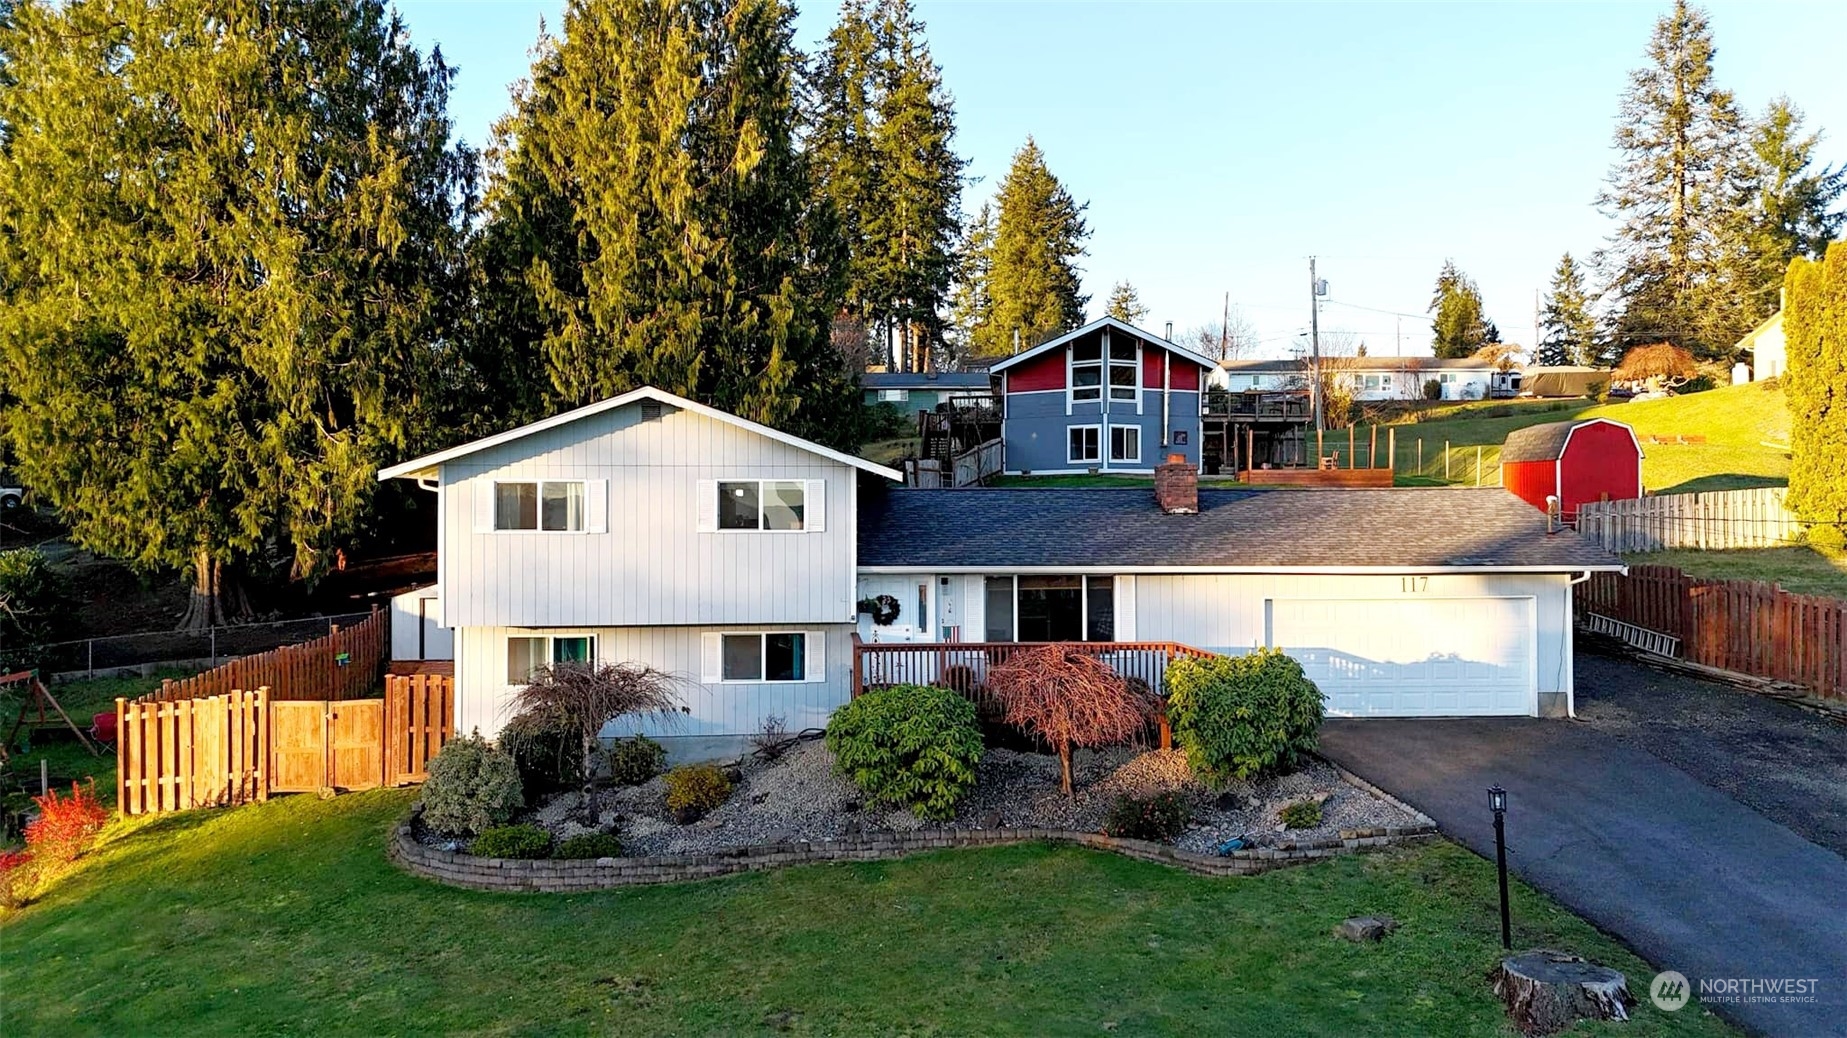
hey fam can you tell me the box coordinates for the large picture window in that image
[719,632,806,682]
[1109,425,1140,463]
[494,480,586,532]
[717,480,805,531]
[506,634,596,684]
[981,575,1116,642]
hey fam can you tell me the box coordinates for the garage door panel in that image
[1268,597,1535,718]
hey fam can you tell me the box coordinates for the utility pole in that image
[1220,291,1230,360]
[1309,257,1324,433]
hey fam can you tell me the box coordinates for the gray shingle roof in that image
[858,487,1622,570]
[861,372,992,390]
[1499,421,1579,464]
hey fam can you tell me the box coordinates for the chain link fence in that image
[37,612,376,679]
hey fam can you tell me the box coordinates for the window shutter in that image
[806,479,826,532]
[804,632,825,682]
[474,480,494,533]
[695,480,717,532]
[701,632,722,683]
[584,479,607,533]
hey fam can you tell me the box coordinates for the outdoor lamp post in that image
[1489,785,1511,949]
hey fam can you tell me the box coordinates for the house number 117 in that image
[1401,576,1429,593]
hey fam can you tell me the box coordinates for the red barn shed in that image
[1500,418,1643,522]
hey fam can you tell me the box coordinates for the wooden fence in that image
[116,674,454,816]
[1577,487,1802,552]
[140,608,387,704]
[1577,565,1845,699]
[951,438,1004,487]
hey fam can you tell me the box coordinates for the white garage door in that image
[1267,597,1535,717]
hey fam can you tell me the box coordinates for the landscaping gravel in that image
[513,737,1426,858]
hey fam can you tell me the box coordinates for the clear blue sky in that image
[398,1,1846,358]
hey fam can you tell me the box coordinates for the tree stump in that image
[1492,950,1635,1036]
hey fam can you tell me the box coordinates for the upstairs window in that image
[718,480,805,531]
[1071,342,1103,401]
[1108,341,1138,401]
[494,480,585,532]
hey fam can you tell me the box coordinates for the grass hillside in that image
[1385,382,1790,493]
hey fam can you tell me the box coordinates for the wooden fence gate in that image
[118,675,453,815]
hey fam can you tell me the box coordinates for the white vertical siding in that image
[438,402,860,628]
[455,623,856,740]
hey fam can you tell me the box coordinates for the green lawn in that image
[0,790,1733,1036]
[1625,544,1847,599]
[1377,383,1791,493]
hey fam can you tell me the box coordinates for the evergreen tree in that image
[809,0,880,327]
[1538,253,1602,367]
[1104,281,1148,326]
[1783,243,1847,542]
[864,0,963,372]
[1597,0,1752,358]
[1428,260,1493,358]
[944,202,994,363]
[0,0,469,627]
[973,137,1089,355]
[476,0,853,446]
[1743,98,1846,307]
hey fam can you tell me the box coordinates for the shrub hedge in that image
[554,831,624,859]
[470,824,554,859]
[825,684,982,821]
[421,733,524,835]
[1164,648,1325,785]
[1102,790,1190,842]
[607,735,668,787]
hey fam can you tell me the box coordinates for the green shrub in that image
[496,710,582,796]
[1278,798,1324,830]
[554,831,624,860]
[607,735,668,786]
[469,824,553,859]
[1422,378,1442,401]
[1164,648,1325,785]
[825,683,982,821]
[664,764,731,821]
[1102,791,1190,842]
[420,732,524,835]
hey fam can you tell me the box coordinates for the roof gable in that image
[987,317,1216,375]
[1500,418,1641,464]
[378,386,903,482]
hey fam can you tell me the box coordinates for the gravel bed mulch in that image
[482,737,1426,859]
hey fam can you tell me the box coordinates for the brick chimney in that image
[1154,454,1198,514]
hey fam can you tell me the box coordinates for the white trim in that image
[714,630,817,684]
[1066,424,1102,465]
[379,385,903,483]
[1002,387,1070,397]
[1001,467,1158,476]
[858,563,1627,575]
[709,477,812,533]
[987,316,1217,375]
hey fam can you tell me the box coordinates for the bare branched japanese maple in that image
[509,662,684,822]
[986,646,1156,797]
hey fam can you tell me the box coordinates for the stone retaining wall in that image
[390,816,1440,893]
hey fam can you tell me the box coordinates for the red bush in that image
[986,646,1156,796]
[0,849,33,908]
[25,780,108,863]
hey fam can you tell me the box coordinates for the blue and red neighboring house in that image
[988,317,1216,475]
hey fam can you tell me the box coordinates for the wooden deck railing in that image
[138,607,387,704]
[851,637,1217,716]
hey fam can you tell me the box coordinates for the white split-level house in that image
[1215,356,1511,401]
[381,386,1624,752]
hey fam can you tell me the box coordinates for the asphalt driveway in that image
[1320,684,1847,1037]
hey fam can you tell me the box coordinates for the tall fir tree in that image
[1537,253,1602,367]
[1596,0,1753,358]
[475,0,853,446]
[1783,243,1847,541]
[1742,98,1846,308]
[972,137,1089,356]
[1428,260,1494,358]
[1104,281,1148,326]
[809,0,962,372]
[0,0,469,627]
[944,201,994,364]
